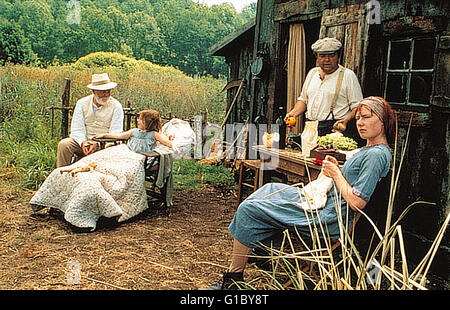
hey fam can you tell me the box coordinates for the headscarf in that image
[360,96,385,122]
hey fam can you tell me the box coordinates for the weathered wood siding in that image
[362,1,449,276]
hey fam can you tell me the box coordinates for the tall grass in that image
[0,60,226,123]
[0,59,227,189]
[243,120,448,290]
[0,80,57,188]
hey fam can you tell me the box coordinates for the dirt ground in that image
[0,168,447,291]
[0,168,261,290]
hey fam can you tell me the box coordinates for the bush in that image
[72,52,137,70]
[72,52,186,78]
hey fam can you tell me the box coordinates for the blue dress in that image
[127,129,156,153]
[228,144,392,248]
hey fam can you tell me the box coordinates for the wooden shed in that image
[210,0,449,281]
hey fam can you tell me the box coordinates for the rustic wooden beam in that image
[61,78,71,139]
[274,0,328,22]
[249,0,264,123]
[382,16,446,36]
[321,10,365,26]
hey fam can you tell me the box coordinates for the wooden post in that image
[201,110,208,143]
[50,106,54,137]
[61,78,71,139]
[126,101,131,130]
[123,100,136,131]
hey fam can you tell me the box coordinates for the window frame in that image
[383,35,439,108]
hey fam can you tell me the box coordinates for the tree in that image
[14,0,55,63]
[0,18,36,64]
[127,11,167,63]
[0,0,255,76]
[61,6,115,61]
[154,0,239,76]
[240,2,257,21]
[106,6,131,52]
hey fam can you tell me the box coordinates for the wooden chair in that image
[140,151,170,213]
[305,213,361,283]
[237,159,263,204]
[277,213,362,288]
[283,175,389,287]
[92,138,171,213]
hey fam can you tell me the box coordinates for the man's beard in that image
[94,94,110,106]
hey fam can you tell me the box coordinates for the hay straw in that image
[147,261,174,270]
[87,277,128,290]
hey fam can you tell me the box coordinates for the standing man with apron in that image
[285,37,363,139]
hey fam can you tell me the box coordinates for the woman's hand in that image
[322,155,341,179]
[93,134,105,139]
[323,155,367,211]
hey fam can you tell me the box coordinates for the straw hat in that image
[311,37,342,54]
[87,73,117,90]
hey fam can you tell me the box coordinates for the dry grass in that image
[0,63,226,123]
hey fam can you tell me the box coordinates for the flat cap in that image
[311,37,342,54]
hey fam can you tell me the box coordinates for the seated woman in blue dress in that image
[204,96,397,290]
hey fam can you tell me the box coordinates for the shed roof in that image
[209,18,256,56]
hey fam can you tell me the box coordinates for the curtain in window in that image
[287,23,306,134]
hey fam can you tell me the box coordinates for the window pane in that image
[412,38,436,69]
[385,74,407,103]
[389,41,411,70]
[409,74,432,105]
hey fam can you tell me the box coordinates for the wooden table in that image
[253,145,323,184]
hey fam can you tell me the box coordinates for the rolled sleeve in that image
[352,187,371,202]
[351,148,390,202]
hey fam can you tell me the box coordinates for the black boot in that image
[201,272,244,290]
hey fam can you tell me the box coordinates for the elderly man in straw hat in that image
[56,73,124,167]
[285,37,363,138]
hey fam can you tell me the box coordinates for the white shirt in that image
[70,94,124,146]
[298,65,363,121]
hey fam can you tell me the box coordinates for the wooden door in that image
[319,4,369,88]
